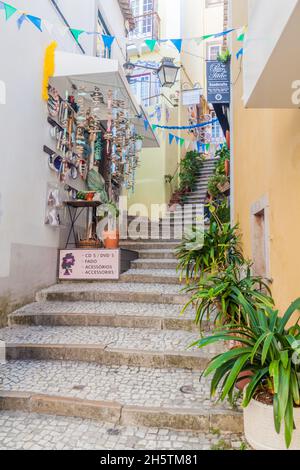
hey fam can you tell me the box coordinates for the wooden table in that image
[64,200,101,248]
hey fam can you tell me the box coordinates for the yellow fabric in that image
[42,41,57,101]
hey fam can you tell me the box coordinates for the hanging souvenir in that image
[47,87,60,118]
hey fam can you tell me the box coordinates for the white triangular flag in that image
[43,20,54,36]
[56,24,68,37]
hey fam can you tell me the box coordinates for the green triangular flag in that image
[180,138,185,147]
[145,39,157,52]
[206,143,210,151]
[152,124,158,131]
[202,34,214,40]
[4,3,17,20]
[70,28,84,43]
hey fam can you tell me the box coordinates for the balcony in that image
[244,0,300,108]
[128,11,161,41]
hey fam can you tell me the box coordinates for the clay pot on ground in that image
[226,130,230,150]
[244,399,300,450]
[103,230,120,249]
[224,159,230,177]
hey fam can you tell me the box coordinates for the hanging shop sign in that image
[59,249,120,280]
[206,61,231,104]
[182,88,202,106]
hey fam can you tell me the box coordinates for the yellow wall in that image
[232,0,300,314]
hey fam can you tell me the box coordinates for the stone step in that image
[120,241,180,250]
[131,259,178,270]
[9,301,200,332]
[1,325,218,369]
[0,362,243,433]
[36,282,188,305]
[120,269,181,285]
[0,410,245,450]
[137,249,176,259]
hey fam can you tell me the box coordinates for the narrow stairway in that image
[0,169,243,450]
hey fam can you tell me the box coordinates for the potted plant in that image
[217,49,231,64]
[97,202,120,249]
[195,297,300,450]
[176,215,244,281]
[182,264,274,332]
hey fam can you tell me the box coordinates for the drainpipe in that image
[49,0,86,54]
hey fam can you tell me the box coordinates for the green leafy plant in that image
[179,151,204,192]
[182,264,274,331]
[208,173,229,199]
[176,209,243,281]
[217,49,231,64]
[195,298,300,448]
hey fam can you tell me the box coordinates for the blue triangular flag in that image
[175,136,180,145]
[102,35,115,50]
[17,13,28,30]
[236,47,244,59]
[170,39,182,53]
[27,14,42,32]
[144,119,149,131]
[197,142,201,153]
[0,2,4,9]
[214,28,234,38]
[169,134,175,145]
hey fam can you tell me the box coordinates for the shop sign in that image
[182,88,202,106]
[59,250,120,280]
[206,61,230,104]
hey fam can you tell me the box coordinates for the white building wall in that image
[0,0,128,315]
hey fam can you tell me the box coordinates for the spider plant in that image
[182,264,274,331]
[195,297,300,448]
[176,216,244,282]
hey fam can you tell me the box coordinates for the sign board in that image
[182,88,202,106]
[59,250,120,280]
[206,61,230,104]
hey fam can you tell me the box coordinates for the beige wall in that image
[232,0,300,314]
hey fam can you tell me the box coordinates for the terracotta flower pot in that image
[224,159,230,177]
[226,130,230,150]
[244,399,300,450]
[103,230,120,249]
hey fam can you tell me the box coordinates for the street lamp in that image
[157,58,180,88]
[123,57,180,88]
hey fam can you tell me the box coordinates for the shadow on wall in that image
[0,292,34,328]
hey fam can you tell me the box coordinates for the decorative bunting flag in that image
[236,47,244,59]
[169,134,175,145]
[206,143,210,151]
[147,118,218,131]
[70,28,84,43]
[17,13,27,30]
[43,19,54,35]
[102,34,115,50]
[3,2,17,20]
[27,14,42,32]
[152,124,158,131]
[214,28,234,38]
[145,39,157,52]
[236,26,247,42]
[170,39,182,53]
[143,119,149,131]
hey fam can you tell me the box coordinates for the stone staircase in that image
[0,238,242,441]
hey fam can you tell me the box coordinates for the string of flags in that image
[0,1,247,55]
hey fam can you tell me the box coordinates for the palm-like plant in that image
[182,264,274,331]
[195,297,300,448]
[176,219,244,281]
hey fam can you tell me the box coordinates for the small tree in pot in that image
[194,297,300,449]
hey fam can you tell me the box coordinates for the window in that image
[129,0,156,38]
[251,197,271,279]
[96,11,112,58]
[129,73,160,106]
[206,0,223,7]
[207,42,222,60]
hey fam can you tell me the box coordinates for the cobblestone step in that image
[1,325,218,369]
[9,301,199,332]
[120,269,181,285]
[137,249,177,259]
[131,259,179,270]
[120,241,180,250]
[36,282,188,305]
[0,411,245,450]
[0,362,242,434]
